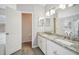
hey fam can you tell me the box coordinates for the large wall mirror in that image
[60,14,79,39]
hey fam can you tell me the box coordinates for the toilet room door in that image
[5,7,22,55]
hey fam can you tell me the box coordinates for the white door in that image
[5,7,22,55]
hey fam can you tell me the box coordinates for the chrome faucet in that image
[64,32,68,39]
[65,32,72,40]
[69,32,72,40]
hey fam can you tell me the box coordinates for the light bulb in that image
[50,9,55,15]
[68,4,74,7]
[59,4,66,9]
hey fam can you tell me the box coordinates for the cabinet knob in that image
[53,51,58,55]
[6,33,9,35]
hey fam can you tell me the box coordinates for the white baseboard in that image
[22,40,32,43]
[32,45,38,48]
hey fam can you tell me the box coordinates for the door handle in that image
[6,33,9,35]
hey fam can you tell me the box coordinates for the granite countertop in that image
[38,32,79,54]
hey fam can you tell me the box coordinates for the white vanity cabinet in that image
[46,39,76,55]
[38,34,77,55]
[38,36,47,54]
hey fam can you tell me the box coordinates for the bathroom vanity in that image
[37,32,79,55]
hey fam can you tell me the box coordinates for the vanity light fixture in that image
[59,4,66,9]
[50,9,55,15]
[68,4,74,7]
[46,11,50,16]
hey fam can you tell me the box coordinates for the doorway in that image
[22,13,32,44]
[21,13,33,54]
[11,13,44,55]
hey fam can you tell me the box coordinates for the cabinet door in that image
[47,40,57,55]
[47,44,57,55]
[56,45,76,55]
[41,38,47,54]
[38,36,42,50]
[38,36,47,54]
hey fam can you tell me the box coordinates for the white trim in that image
[32,45,38,48]
[21,11,33,14]
[21,12,34,47]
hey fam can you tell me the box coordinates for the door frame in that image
[21,12,33,46]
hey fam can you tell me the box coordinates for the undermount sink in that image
[55,39,74,46]
[44,32,53,35]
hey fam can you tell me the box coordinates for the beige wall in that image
[0,24,5,32]
[22,13,32,43]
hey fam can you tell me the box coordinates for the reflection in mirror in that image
[38,17,44,26]
[45,17,50,26]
